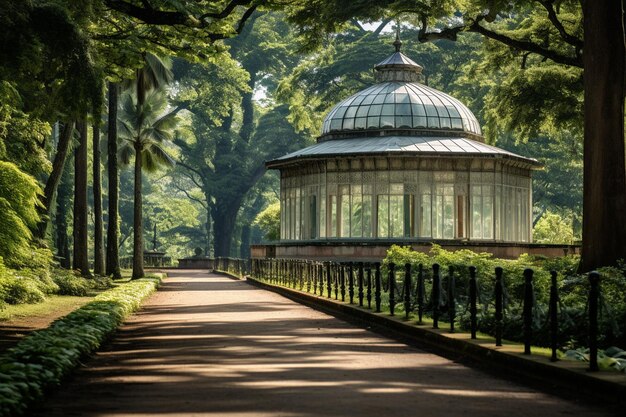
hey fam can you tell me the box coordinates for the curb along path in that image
[32,270,614,417]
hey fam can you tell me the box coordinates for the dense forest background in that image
[0,1,606,281]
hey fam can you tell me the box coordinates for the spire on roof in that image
[393,25,402,52]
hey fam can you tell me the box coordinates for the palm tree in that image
[118,89,178,279]
[107,54,173,278]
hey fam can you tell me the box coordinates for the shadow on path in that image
[29,271,614,417]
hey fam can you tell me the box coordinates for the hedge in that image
[0,275,162,417]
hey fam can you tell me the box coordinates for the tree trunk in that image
[37,121,75,238]
[72,119,90,276]
[106,82,122,278]
[580,1,626,271]
[205,204,212,257]
[239,223,251,259]
[93,123,105,275]
[55,159,73,269]
[213,207,237,257]
[132,142,144,279]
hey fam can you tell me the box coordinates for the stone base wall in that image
[251,241,580,262]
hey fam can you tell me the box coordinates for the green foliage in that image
[118,89,179,171]
[50,270,92,297]
[0,162,41,265]
[254,202,280,241]
[0,275,162,417]
[565,347,626,372]
[382,245,626,351]
[533,211,575,244]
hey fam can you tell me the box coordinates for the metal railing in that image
[249,257,607,371]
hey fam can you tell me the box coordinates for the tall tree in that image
[581,1,626,270]
[93,121,105,275]
[55,158,73,269]
[106,82,122,278]
[73,120,90,276]
[118,90,178,278]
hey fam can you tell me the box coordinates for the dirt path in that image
[29,270,613,417]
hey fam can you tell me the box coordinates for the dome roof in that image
[321,82,482,137]
[321,43,482,138]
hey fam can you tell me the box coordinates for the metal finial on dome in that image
[393,26,402,52]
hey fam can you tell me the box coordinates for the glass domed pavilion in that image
[266,39,540,257]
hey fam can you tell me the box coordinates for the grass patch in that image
[0,296,92,322]
[0,274,163,417]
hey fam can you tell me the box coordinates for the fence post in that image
[358,262,365,307]
[318,263,324,296]
[366,267,372,309]
[549,270,558,362]
[333,262,341,300]
[375,262,382,312]
[340,264,346,301]
[495,266,503,347]
[326,262,332,298]
[588,271,600,372]
[417,264,424,324]
[348,263,355,304]
[448,265,456,333]
[388,263,396,316]
[404,263,412,319]
[469,266,477,339]
[523,268,534,355]
[432,263,440,329]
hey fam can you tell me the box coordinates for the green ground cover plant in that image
[0,274,162,417]
[0,254,113,312]
[382,245,626,357]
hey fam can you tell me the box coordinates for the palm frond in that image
[143,53,174,91]
[142,144,175,173]
[118,142,135,166]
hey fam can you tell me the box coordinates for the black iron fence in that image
[248,258,607,371]
[214,257,249,277]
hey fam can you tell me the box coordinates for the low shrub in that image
[383,245,626,351]
[0,274,46,304]
[51,269,92,296]
[0,275,162,417]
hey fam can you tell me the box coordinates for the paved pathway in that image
[30,271,613,417]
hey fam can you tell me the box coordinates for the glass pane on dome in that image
[351,95,366,106]
[384,93,395,103]
[425,104,438,117]
[343,118,354,129]
[412,104,426,116]
[380,115,394,128]
[440,118,451,129]
[361,94,375,105]
[354,117,366,129]
[356,106,369,117]
[396,116,412,128]
[413,116,427,128]
[330,119,342,130]
[381,104,395,116]
[333,106,348,119]
[446,105,461,118]
[427,117,440,128]
[397,103,411,115]
[373,94,386,104]
[345,106,358,118]
[368,104,383,116]
[435,104,450,117]
[451,118,463,129]
[367,116,380,128]
[396,93,410,103]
